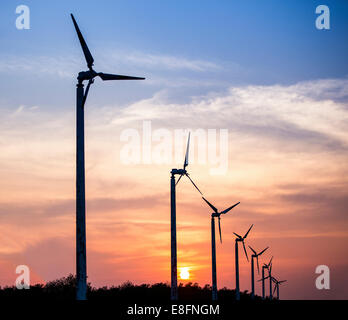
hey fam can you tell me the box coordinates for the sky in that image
[0,0,348,299]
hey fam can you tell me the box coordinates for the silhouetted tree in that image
[0,274,264,302]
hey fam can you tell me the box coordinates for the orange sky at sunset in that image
[1,79,348,299]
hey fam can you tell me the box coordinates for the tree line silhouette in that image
[0,274,270,301]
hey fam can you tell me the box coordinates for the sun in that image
[179,267,190,280]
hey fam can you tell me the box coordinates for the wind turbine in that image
[233,224,253,301]
[248,245,269,299]
[71,14,144,300]
[268,258,274,299]
[258,256,273,299]
[202,197,240,301]
[170,132,203,300]
[271,277,287,300]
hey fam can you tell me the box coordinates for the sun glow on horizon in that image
[179,267,190,280]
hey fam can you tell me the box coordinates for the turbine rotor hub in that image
[78,70,97,82]
[171,168,186,175]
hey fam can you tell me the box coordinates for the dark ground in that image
[1,274,343,319]
[0,274,265,301]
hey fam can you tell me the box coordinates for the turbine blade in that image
[183,132,190,169]
[221,202,240,214]
[185,174,203,195]
[218,217,222,243]
[71,14,94,70]
[268,256,273,268]
[242,241,249,262]
[175,174,183,186]
[279,280,287,284]
[243,224,253,239]
[82,79,94,108]
[259,276,270,281]
[248,245,257,255]
[202,197,218,213]
[256,256,260,274]
[233,232,242,239]
[258,246,269,256]
[269,262,273,274]
[273,285,277,295]
[98,73,145,80]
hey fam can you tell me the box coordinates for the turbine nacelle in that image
[212,212,222,218]
[78,70,98,82]
[171,168,187,176]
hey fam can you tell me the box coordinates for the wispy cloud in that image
[110,78,348,153]
[0,55,80,78]
[103,51,221,72]
[0,51,221,79]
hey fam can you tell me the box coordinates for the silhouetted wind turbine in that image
[170,133,203,300]
[249,245,269,299]
[71,14,144,300]
[258,256,273,299]
[268,258,274,299]
[272,277,287,300]
[202,197,240,301]
[233,224,253,301]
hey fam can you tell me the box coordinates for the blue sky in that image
[0,0,347,110]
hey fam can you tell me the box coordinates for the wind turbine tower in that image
[170,133,203,300]
[202,197,240,301]
[272,277,287,300]
[259,256,273,300]
[71,14,144,300]
[233,224,253,301]
[268,258,274,300]
[249,245,269,300]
